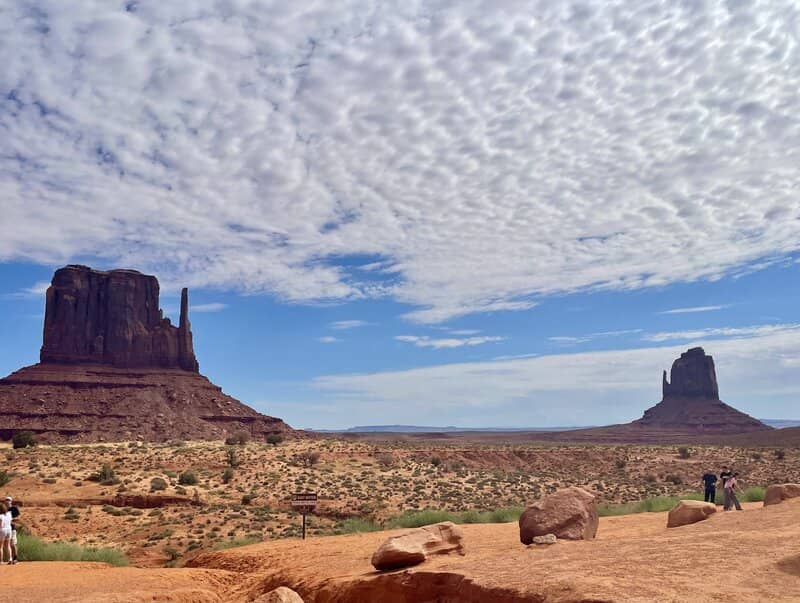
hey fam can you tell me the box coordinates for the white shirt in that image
[0,511,11,531]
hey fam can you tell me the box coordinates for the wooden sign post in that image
[291,492,317,540]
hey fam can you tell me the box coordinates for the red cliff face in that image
[0,265,292,443]
[40,265,199,371]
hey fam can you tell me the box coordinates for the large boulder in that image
[252,587,304,603]
[371,521,465,571]
[667,500,717,528]
[764,484,800,506]
[519,487,598,544]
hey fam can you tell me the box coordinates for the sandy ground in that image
[2,499,798,603]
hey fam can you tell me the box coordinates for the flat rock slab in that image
[667,500,717,528]
[371,521,465,571]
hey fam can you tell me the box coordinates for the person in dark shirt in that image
[719,467,733,509]
[701,471,718,503]
[5,496,19,563]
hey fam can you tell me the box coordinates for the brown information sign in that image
[291,492,317,540]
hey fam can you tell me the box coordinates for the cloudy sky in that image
[1,0,799,428]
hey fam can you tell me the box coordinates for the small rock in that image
[764,484,800,506]
[531,533,557,545]
[371,521,465,571]
[252,586,304,603]
[667,500,716,528]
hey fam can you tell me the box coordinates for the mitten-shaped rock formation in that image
[635,347,767,434]
[0,265,293,443]
[41,265,198,371]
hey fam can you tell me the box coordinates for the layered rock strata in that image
[0,265,292,443]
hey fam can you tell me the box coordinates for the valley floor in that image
[1,499,798,603]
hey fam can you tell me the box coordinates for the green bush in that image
[740,486,765,502]
[266,434,284,446]
[213,535,261,550]
[150,477,168,492]
[178,470,198,486]
[0,470,10,487]
[336,517,382,534]
[17,533,128,566]
[12,431,36,449]
[222,467,234,484]
[224,430,250,446]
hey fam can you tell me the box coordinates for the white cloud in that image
[644,323,799,343]
[659,305,729,315]
[395,334,505,349]
[2,2,800,321]
[318,336,340,344]
[191,302,227,313]
[330,320,369,330]
[448,329,481,336]
[314,325,800,426]
[549,328,642,345]
[1,280,50,299]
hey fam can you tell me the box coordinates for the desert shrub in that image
[12,431,36,449]
[150,477,167,492]
[296,451,321,468]
[64,507,80,521]
[644,473,657,483]
[388,509,459,528]
[17,533,128,566]
[224,430,250,446]
[751,452,763,462]
[665,474,683,485]
[222,467,235,484]
[214,535,261,550]
[0,471,9,487]
[99,464,118,485]
[375,453,395,469]
[241,493,255,505]
[225,447,240,468]
[266,434,284,446]
[677,447,691,459]
[774,449,786,460]
[741,486,765,502]
[336,517,382,534]
[615,459,627,469]
[430,456,442,468]
[178,470,198,486]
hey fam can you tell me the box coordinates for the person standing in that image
[0,501,11,565]
[701,470,718,503]
[4,497,19,564]
[720,466,733,510]
[725,472,743,511]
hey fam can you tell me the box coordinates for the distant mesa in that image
[634,346,768,434]
[0,265,292,443]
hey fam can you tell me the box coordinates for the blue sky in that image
[2,1,800,428]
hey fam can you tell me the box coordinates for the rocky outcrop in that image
[0,265,293,443]
[662,347,718,398]
[371,522,465,571]
[519,487,598,543]
[252,587,305,603]
[666,500,717,528]
[635,347,769,434]
[41,265,198,371]
[764,484,800,506]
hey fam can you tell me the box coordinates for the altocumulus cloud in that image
[2,1,800,321]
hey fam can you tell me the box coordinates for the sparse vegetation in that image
[266,434,284,446]
[677,446,691,459]
[178,470,198,485]
[222,467,235,484]
[17,532,128,566]
[12,431,36,449]
[224,430,250,446]
[0,470,11,487]
[150,477,168,492]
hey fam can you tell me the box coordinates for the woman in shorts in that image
[0,501,12,564]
